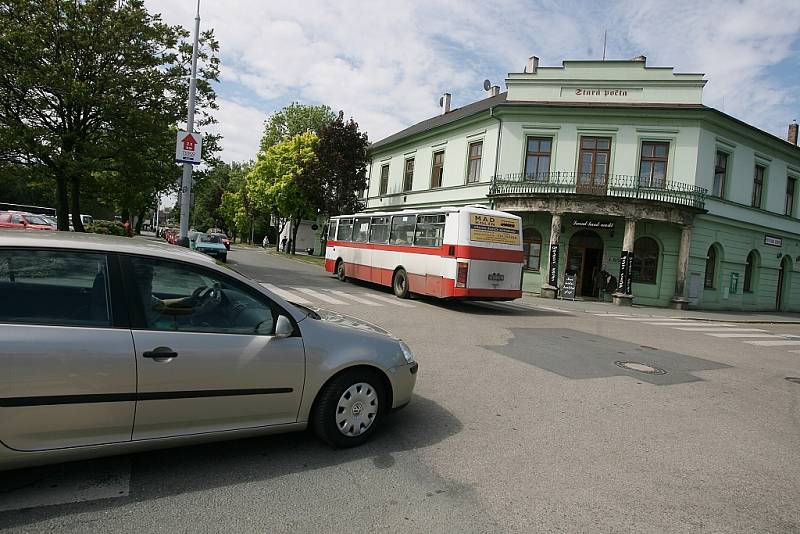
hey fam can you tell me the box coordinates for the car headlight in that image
[399,341,415,364]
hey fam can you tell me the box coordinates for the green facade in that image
[365,58,800,311]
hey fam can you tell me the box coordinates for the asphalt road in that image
[2,246,800,533]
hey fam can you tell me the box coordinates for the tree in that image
[0,0,220,230]
[314,112,370,215]
[247,132,319,254]
[259,103,335,154]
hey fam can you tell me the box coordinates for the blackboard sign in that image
[561,272,577,300]
[617,250,634,294]
[547,244,559,286]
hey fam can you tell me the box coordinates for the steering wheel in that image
[191,283,223,314]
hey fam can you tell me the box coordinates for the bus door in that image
[414,214,447,296]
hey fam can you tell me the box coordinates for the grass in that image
[265,249,326,267]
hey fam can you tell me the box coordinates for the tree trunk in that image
[135,209,145,234]
[55,176,69,231]
[70,177,85,232]
[276,217,287,252]
[291,217,300,255]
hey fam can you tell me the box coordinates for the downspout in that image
[489,105,503,210]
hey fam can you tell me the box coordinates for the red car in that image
[0,211,55,231]
[209,232,231,250]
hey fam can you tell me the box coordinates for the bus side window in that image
[327,220,338,240]
[338,219,354,241]
[369,217,390,244]
[390,215,416,245]
[353,217,370,242]
[414,214,446,247]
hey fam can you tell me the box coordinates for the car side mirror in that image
[274,315,293,338]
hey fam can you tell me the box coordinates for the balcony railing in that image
[489,172,707,210]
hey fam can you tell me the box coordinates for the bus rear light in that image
[456,261,468,287]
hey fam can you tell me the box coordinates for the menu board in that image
[561,272,577,300]
[469,214,520,245]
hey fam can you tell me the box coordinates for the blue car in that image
[194,233,228,262]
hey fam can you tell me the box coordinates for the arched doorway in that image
[567,230,604,297]
[777,256,792,310]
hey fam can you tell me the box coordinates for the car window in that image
[11,215,23,224]
[0,249,111,327]
[26,215,49,225]
[129,257,277,335]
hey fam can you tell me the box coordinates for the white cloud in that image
[146,0,800,163]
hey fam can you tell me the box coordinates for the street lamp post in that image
[178,0,201,244]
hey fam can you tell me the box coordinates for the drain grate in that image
[786,377,800,384]
[615,361,667,375]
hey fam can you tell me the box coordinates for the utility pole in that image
[179,0,201,244]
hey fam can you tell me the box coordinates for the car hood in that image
[292,303,392,337]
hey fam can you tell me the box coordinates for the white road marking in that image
[534,305,572,314]
[647,322,737,327]
[705,333,779,338]
[260,283,312,305]
[323,289,384,306]
[744,340,800,347]
[673,327,766,332]
[615,317,662,321]
[361,293,416,307]
[292,287,346,305]
[0,457,130,512]
[592,313,632,317]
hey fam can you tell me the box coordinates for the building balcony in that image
[489,172,707,210]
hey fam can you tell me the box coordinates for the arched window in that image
[704,245,718,289]
[743,250,758,293]
[523,228,542,271]
[631,237,659,284]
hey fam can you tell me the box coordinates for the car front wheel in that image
[312,369,386,448]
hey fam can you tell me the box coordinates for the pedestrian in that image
[123,220,132,237]
[262,235,270,248]
[281,236,287,252]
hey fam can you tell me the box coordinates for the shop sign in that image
[561,272,577,300]
[573,88,633,97]
[572,219,615,230]
[764,235,782,247]
[547,244,559,286]
[617,250,634,294]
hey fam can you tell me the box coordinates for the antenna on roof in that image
[602,30,607,60]
[483,79,491,91]
[438,96,444,107]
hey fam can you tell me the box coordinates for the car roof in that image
[0,230,218,267]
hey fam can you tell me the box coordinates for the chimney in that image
[526,56,539,74]
[632,55,647,63]
[440,92,451,115]
[789,121,798,145]
[490,85,500,97]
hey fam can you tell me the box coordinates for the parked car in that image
[209,232,231,250]
[0,211,55,231]
[0,232,417,470]
[194,233,228,262]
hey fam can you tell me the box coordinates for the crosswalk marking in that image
[705,333,779,338]
[323,289,384,306]
[744,340,800,347]
[261,283,313,305]
[616,317,663,321]
[673,327,765,332]
[362,293,416,307]
[292,287,346,305]
[592,313,632,317]
[646,321,737,327]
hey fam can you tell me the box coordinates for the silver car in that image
[0,232,417,470]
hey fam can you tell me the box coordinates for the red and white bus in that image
[324,206,523,300]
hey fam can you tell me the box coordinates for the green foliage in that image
[0,0,220,230]
[259,103,335,154]
[247,132,319,223]
[86,220,127,236]
[314,113,370,215]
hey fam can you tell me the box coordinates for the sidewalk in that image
[521,293,800,324]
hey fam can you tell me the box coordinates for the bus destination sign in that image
[469,215,520,245]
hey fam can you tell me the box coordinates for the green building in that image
[364,56,800,311]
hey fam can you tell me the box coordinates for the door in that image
[0,249,136,450]
[577,137,611,195]
[566,230,604,297]
[776,257,791,311]
[123,256,305,440]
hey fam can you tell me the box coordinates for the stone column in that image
[540,212,562,299]
[670,224,693,310]
[613,218,636,306]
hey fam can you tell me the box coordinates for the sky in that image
[146,0,800,164]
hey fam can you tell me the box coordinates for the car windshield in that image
[26,215,50,225]
[211,233,228,240]
[198,234,221,243]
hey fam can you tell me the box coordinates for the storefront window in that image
[631,237,659,284]
[523,228,542,271]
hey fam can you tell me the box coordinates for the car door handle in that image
[143,348,179,360]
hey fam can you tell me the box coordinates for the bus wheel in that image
[393,268,409,299]
[336,260,347,282]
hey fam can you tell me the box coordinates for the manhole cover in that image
[786,377,800,384]
[615,361,667,375]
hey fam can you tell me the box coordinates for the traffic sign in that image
[175,131,202,164]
